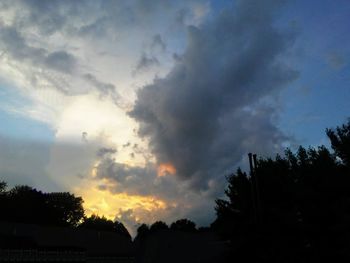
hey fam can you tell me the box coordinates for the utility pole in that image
[248,153,261,224]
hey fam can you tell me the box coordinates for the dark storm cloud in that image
[130,0,298,190]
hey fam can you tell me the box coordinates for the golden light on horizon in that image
[74,180,168,222]
[157,163,176,177]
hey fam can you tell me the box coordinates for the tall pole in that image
[253,154,261,224]
[248,153,258,224]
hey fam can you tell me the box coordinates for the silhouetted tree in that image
[326,119,350,167]
[0,181,8,221]
[6,185,46,224]
[213,119,350,262]
[45,192,84,227]
[136,223,150,239]
[79,214,115,231]
[150,221,169,232]
[0,181,6,193]
[198,226,211,232]
[170,219,196,232]
[113,221,131,239]
[212,168,252,239]
[0,184,85,227]
[80,214,131,239]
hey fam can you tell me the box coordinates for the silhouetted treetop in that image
[326,119,350,167]
[135,223,150,241]
[150,221,169,232]
[0,184,84,227]
[79,214,115,231]
[79,214,131,240]
[113,221,131,239]
[45,192,84,227]
[170,219,197,232]
[213,118,350,262]
[0,181,6,194]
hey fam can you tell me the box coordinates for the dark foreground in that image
[0,221,229,263]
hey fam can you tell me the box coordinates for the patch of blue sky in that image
[279,51,350,149]
[275,0,350,147]
[0,85,55,143]
[209,0,233,14]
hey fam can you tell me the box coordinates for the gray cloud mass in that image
[129,0,298,191]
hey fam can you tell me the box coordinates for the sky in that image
[0,0,349,235]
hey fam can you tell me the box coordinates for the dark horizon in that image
[2,118,350,262]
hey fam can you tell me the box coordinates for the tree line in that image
[1,118,350,261]
[212,119,350,262]
[0,183,133,239]
[0,179,204,243]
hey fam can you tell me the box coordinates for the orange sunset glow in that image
[74,179,169,225]
[157,163,176,177]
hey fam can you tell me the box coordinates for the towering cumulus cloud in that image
[130,0,298,191]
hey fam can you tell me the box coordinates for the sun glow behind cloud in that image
[44,92,171,232]
[157,163,176,177]
[79,185,168,218]
[74,178,171,235]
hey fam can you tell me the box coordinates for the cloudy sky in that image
[0,0,349,234]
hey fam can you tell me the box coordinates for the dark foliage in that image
[114,221,132,239]
[135,223,150,241]
[0,184,132,239]
[213,120,350,262]
[0,181,6,193]
[150,221,169,232]
[45,192,85,227]
[326,119,350,167]
[137,224,150,235]
[0,185,83,227]
[79,214,115,231]
[79,214,131,240]
[170,219,197,232]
